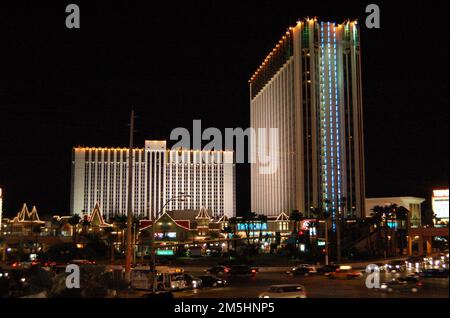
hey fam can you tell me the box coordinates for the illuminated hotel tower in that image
[70,141,235,220]
[250,18,365,221]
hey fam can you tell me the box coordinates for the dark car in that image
[380,277,423,293]
[287,266,314,276]
[419,268,449,278]
[227,265,258,276]
[205,265,229,275]
[198,275,228,288]
[0,269,11,298]
[317,264,340,275]
[182,274,203,289]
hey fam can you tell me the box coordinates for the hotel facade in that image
[70,141,236,220]
[250,18,366,222]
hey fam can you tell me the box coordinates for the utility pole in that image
[149,194,191,292]
[125,109,135,284]
[336,197,347,264]
[336,207,342,264]
[324,216,329,265]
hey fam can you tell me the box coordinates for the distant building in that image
[5,204,45,237]
[250,18,366,225]
[432,189,449,226]
[70,140,236,220]
[138,209,311,255]
[365,197,425,228]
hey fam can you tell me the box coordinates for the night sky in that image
[0,1,448,218]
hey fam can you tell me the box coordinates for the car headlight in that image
[263,296,270,298]
[21,278,26,282]
[380,284,387,289]
[217,280,223,284]
[396,265,400,269]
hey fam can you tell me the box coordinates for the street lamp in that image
[148,193,191,292]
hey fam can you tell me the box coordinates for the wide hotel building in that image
[250,18,366,221]
[70,141,236,220]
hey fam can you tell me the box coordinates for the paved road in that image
[174,269,449,298]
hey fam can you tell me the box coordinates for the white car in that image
[259,284,307,298]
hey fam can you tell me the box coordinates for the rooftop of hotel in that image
[248,17,359,84]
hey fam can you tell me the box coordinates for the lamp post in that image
[149,193,191,292]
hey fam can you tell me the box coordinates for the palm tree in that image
[68,214,81,243]
[241,211,257,247]
[113,215,127,253]
[51,218,63,237]
[80,218,91,235]
[290,210,303,233]
[257,215,268,241]
[310,203,332,264]
[222,226,234,252]
[228,217,238,250]
[370,205,390,258]
[289,210,304,250]
[103,226,115,263]
[395,206,409,254]
[31,224,42,254]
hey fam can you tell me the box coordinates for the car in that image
[419,268,449,278]
[384,260,406,272]
[287,265,316,276]
[0,268,11,298]
[170,275,188,290]
[198,275,228,288]
[182,274,202,289]
[205,265,229,275]
[380,277,424,293]
[259,284,307,298]
[227,265,258,276]
[69,259,96,265]
[326,266,362,279]
[317,264,340,275]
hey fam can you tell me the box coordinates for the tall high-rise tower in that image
[250,18,365,221]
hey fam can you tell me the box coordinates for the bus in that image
[131,266,186,291]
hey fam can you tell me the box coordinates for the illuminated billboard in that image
[432,189,449,219]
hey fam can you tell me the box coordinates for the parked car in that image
[380,277,423,293]
[419,268,449,278]
[259,284,307,298]
[198,275,228,288]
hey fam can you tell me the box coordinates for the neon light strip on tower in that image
[320,22,329,212]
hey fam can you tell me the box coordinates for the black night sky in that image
[0,1,448,218]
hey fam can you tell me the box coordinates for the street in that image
[172,269,449,298]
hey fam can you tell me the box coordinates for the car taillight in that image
[251,269,256,273]
[224,269,229,273]
[416,282,423,287]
